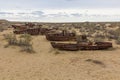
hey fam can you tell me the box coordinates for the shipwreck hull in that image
[78,45,111,50]
[40,28,53,35]
[95,42,113,48]
[12,25,27,31]
[46,33,76,41]
[51,42,79,51]
[51,42,113,51]
[13,28,41,35]
[13,30,27,34]
[46,35,76,41]
[26,28,40,35]
[13,27,53,35]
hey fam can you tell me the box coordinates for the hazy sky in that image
[0,0,120,22]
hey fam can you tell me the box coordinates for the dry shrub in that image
[116,36,120,45]
[112,28,120,44]
[54,49,61,55]
[94,37,104,42]
[18,34,32,46]
[108,31,119,40]
[4,34,18,45]
[4,33,35,53]
[54,51,60,55]
[20,45,35,53]
[0,26,4,32]
[95,34,105,39]
[19,34,35,53]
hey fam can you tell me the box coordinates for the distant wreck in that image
[12,23,52,35]
[45,30,76,41]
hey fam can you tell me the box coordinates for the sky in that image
[0,0,120,22]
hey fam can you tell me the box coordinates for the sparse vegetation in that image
[54,49,61,55]
[116,36,120,45]
[19,34,35,53]
[4,34,18,45]
[4,33,35,53]
[94,37,104,42]
[0,27,4,32]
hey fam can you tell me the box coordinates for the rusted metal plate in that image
[51,42,113,51]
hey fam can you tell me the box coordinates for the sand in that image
[0,29,120,80]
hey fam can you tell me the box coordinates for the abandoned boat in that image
[45,30,76,41]
[51,42,112,51]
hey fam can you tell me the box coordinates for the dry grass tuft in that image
[116,36,120,45]
[54,49,61,55]
[4,33,35,53]
[4,34,18,45]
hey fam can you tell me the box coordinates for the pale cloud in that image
[0,9,120,22]
[0,12,13,15]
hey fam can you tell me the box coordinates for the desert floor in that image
[0,29,120,80]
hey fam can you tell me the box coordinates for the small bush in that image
[94,37,104,42]
[21,45,35,53]
[18,34,32,46]
[0,26,5,32]
[4,33,35,53]
[54,51,60,55]
[4,34,18,45]
[54,49,61,55]
[116,36,120,45]
[19,34,32,42]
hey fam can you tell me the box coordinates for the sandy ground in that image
[0,29,120,80]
